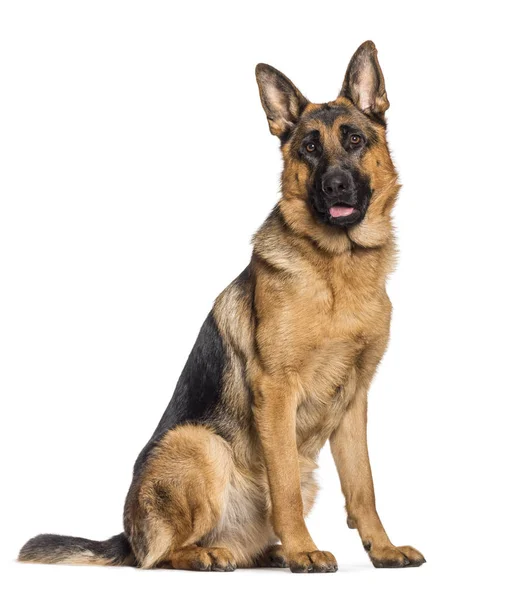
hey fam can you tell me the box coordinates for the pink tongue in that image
[329,205,355,218]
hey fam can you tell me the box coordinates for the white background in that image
[1,1,524,598]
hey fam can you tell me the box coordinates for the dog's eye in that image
[306,142,317,153]
[350,134,362,145]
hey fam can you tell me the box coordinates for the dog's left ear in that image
[340,41,389,120]
[256,64,308,138]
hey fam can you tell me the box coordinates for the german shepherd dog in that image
[19,41,425,573]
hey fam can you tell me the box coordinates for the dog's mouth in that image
[329,205,356,219]
[327,203,361,224]
[309,189,369,228]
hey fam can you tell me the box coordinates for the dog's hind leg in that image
[125,424,235,570]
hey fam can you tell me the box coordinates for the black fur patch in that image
[305,104,350,126]
[133,311,226,475]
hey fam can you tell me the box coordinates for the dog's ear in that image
[255,64,308,138]
[340,41,389,120]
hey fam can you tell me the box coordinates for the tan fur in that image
[125,425,232,568]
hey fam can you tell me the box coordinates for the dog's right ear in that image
[255,64,308,139]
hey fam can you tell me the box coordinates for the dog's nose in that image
[321,170,352,198]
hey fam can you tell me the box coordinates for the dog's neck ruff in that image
[277,188,397,256]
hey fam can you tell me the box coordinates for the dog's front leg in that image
[254,374,337,573]
[330,387,425,568]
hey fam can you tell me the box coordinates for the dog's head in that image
[256,41,399,251]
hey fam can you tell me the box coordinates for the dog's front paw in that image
[288,550,338,573]
[364,541,425,568]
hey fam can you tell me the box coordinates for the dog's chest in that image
[292,261,387,456]
[294,334,363,458]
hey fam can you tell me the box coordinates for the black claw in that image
[372,558,407,569]
[406,557,426,568]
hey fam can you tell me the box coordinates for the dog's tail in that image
[18,532,135,567]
